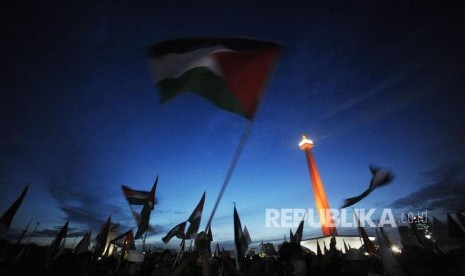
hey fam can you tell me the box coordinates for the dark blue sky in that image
[1,1,465,248]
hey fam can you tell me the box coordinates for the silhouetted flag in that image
[432,217,456,246]
[0,185,29,237]
[316,240,322,257]
[111,229,135,250]
[456,210,465,229]
[188,240,193,254]
[162,222,187,243]
[293,218,305,245]
[342,165,394,208]
[354,210,377,254]
[206,225,213,242]
[185,192,206,239]
[447,214,465,239]
[135,204,151,239]
[376,228,407,276]
[221,247,237,273]
[379,227,393,248]
[243,225,252,246]
[94,217,111,257]
[74,232,91,254]
[214,242,220,258]
[175,239,185,265]
[16,219,32,244]
[122,176,157,209]
[234,206,248,269]
[343,239,349,253]
[132,209,154,232]
[150,37,282,120]
[48,220,69,257]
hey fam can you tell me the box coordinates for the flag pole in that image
[16,219,32,244]
[173,239,185,268]
[143,231,147,252]
[71,234,78,249]
[26,222,40,244]
[204,119,254,231]
[203,47,281,231]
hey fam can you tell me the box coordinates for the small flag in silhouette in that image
[342,165,394,208]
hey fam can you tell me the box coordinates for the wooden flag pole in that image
[204,120,254,231]
[173,239,185,268]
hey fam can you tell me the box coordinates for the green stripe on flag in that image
[158,67,246,117]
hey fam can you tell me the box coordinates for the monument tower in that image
[299,135,338,236]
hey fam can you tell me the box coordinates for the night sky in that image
[1,1,465,248]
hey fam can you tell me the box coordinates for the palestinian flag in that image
[342,165,394,208]
[185,192,206,238]
[111,229,135,250]
[49,220,69,255]
[162,221,187,243]
[150,37,282,120]
[94,217,111,257]
[0,185,29,238]
[293,218,304,245]
[122,176,157,209]
[233,206,248,268]
[354,210,377,254]
[115,230,135,262]
[135,204,152,239]
[74,232,91,254]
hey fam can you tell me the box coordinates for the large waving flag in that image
[122,176,158,209]
[150,37,281,120]
[162,221,187,243]
[342,165,394,208]
[0,185,29,238]
[185,192,206,238]
[94,217,111,257]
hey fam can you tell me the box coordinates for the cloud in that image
[391,163,465,212]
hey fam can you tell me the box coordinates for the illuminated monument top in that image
[299,134,338,236]
[298,135,314,149]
